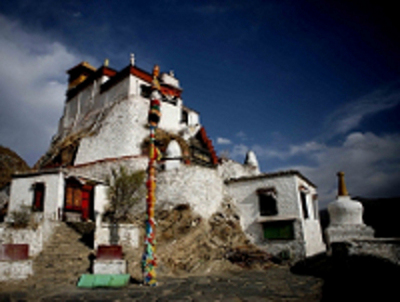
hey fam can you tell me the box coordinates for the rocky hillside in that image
[126,199,273,279]
[0,145,30,189]
[0,145,30,219]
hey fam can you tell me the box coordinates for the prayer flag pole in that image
[142,65,161,286]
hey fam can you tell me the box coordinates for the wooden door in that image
[81,185,92,221]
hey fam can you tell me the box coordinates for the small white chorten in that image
[325,172,374,245]
[244,151,260,174]
[164,139,182,170]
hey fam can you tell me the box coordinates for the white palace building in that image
[1,55,325,279]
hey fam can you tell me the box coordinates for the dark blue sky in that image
[1,0,400,205]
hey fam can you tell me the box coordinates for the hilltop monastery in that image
[2,56,325,268]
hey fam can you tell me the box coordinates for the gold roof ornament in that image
[337,171,349,197]
[104,58,109,67]
[153,65,160,77]
[152,65,161,90]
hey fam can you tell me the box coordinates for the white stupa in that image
[325,172,374,245]
[164,139,182,170]
[244,150,260,174]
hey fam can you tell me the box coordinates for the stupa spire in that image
[337,171,349,197]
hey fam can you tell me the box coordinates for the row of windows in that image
[257,188,318,220]
[30,180,93,220]
[257,187,318,241]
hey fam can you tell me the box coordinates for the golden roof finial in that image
[104,58,109,67]
[337,171,349,196]
[153,65,160,77]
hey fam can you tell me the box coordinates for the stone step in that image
[32,222,92,280]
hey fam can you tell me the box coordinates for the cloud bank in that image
[324,85,400,137]
[231,131,400,208]
[222,86,400,208]
[0,15,93,165]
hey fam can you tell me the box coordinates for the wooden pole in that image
[142,65,161,286]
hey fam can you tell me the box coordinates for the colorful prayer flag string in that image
[142,65,161,286]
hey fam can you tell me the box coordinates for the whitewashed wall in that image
[0,260,33,281]
[57,76,130,142]
[94,184,108,219]
[295,178,326,256]
[129,75,151,97]
[5,172,63,257]
[159,101,182,133]
[0,220,58,257]
[188,111,199,127]
[69,156,148,183]
[226,174,323,260]
[226,175,300,242]
[0,227,41,256]
[74,97,149,165]
[157,165,225,219]
[8,172,65,221]
[94,223,139,250]
[218,159,260,181]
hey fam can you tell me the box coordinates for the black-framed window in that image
[32,183,45,211]
[257,188,278,216]
[181,109,188,124]
[300,191,309,219]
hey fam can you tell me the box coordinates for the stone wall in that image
[157,165,225,220]
[347,239,400,264]
[59,76,130,141]
[259,219,306,261]
[0,220,58,257]
[94,223,140,250]
[0,260,33,281]
[74,97,149,165]
[68,156,148,182]
[218,159,259,181]
[0,227,42,257]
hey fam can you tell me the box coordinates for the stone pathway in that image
[0,266,323,302]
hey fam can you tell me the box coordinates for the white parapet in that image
[0,260,33,281]
[93,259,127,274]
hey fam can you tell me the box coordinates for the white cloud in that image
[236,131,247,141]
[325,85,400,136]
[289,141,326,156]
[251,145,287,160]
[242,131,400,208]
[250,141,326,161]
[230,144,249,160]
[216,137,232,145]
[0,14,95,165]
[282,132,400,208]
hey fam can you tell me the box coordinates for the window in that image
[181,109,188,124]
[32,183,45,211]
[312,194,319,219]
[257,188,278,216]
[300,190,309,219]
[65,179,82,211]
[140,85,151,98]
[263,221,294,240]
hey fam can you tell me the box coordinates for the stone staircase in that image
[31,222,93,287]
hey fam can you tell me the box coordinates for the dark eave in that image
[66,66,118,101]
[66,63,184,102]
[12,167,64,178]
